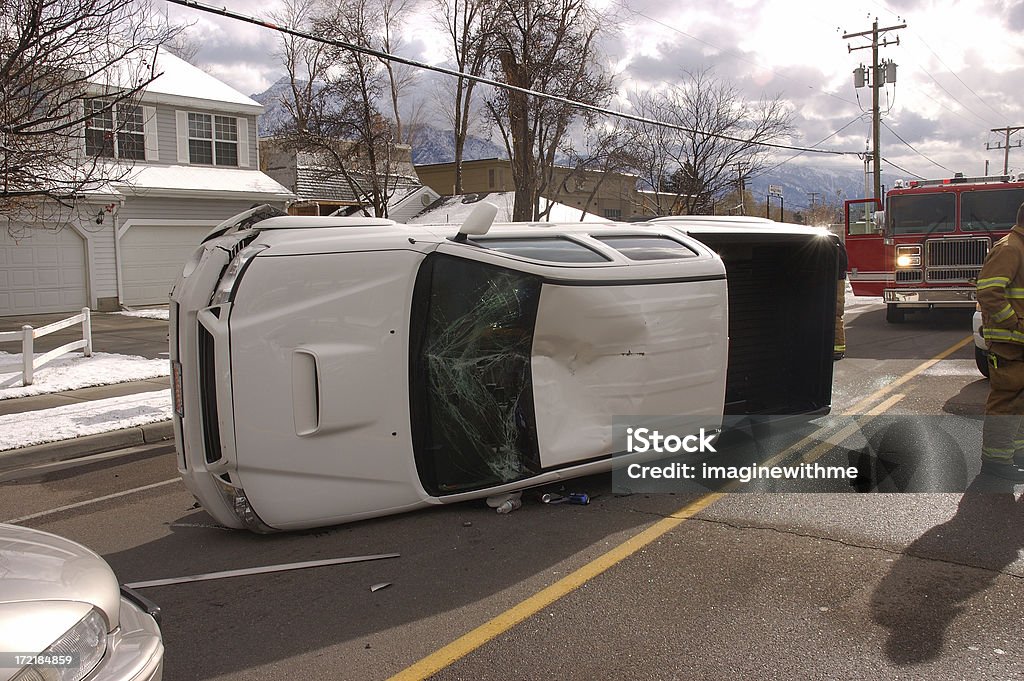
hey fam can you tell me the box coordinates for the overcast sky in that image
[165,0,1024,182]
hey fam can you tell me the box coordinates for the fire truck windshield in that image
[888,194,955,235]
[961,188,1024,232]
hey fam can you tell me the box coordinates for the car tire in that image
[885,304,905,323]
[975,346,991,378]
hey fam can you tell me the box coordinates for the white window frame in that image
[177,111,249,167]
[85,100,154,161]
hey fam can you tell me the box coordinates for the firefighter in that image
[976,201,1024,482]
[834,236,848,361]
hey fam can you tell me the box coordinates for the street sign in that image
[768,184,783,197]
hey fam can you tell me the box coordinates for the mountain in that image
[746,164,898,214]
[251,77,298,136]
[408,124,507,165]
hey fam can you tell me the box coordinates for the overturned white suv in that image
[170,204,839,532]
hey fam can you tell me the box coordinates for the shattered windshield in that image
[961,188,1024,232]
[410,254,542,495]
[888,194,955,235]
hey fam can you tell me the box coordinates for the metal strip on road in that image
[388,335,975,681]
[124,554,401,589]
[3,477,180,524]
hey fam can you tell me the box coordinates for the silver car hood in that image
[0,523,120,629]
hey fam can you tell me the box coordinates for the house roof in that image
[92,48,264,114]
[113,164,295,201]
[295,166,423,204]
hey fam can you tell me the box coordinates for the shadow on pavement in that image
[871,475,1024,665]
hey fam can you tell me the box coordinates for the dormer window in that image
[85,100,145,160]
[187,112,238,166]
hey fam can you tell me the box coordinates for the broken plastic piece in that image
[370,582,391,592]
[486,491,522,508]
[495,497,522,514]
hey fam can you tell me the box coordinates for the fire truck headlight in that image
[895,245,922,268]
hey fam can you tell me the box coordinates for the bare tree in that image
[434,0,496,193]
[629,68,794,216]
[486,0,614,221]
[0,0,176,222]
[273,0,412,217]
[377,0,420,145]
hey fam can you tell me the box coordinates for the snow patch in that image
[0,390,172,451]
[0,351,169,399]
[116,309,170,321]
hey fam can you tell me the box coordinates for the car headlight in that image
[211,243,268,306]
[12,608,107,681]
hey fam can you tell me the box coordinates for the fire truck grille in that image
[926,268,982,282]
[925,237,989,283]
[895,269,922,283]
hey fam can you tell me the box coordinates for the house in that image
[260,139,439,218]
[0,49,294,316]
[414,158,641,220]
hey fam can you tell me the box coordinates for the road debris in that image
[124,553,400,588]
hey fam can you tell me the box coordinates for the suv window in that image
[471,237,609,263]
[594,235,697,260]
[410,254,542,495]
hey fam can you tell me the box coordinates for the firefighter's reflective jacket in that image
[978,225,1024,360]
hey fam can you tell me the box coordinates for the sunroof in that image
[471,237,610,263]
[593,235,697,260]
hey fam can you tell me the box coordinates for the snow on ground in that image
[116,309,170,321]
[410,191,605,224]
[0,351,169,399]
[0,390,172,452]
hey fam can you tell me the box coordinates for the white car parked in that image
[170,204,840,532]
[0,524,163,681]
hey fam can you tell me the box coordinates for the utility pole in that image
[845,19,905,204]
[986,126,1024,175]
[732,162,748,215]
[808,192,820,211]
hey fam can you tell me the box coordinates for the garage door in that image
[121,224,212,306]
[0,225,87,316]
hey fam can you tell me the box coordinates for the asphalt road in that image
[3,298,1022,681]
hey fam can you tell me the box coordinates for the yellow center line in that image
[387,492,724,681]
[388,335,973,681]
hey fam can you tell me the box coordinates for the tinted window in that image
[471,237,609,263]
[962,188,1024,232]
[410,255,542,495]
[888,194,955,235]
[594,236,697,260]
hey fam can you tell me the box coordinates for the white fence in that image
[0,308,93,386]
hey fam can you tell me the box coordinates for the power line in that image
[880,156,925,180]
[166,0,863,157]
[754,115,869,178]
[880,120,953,173]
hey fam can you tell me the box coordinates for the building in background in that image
[415,158,641,220]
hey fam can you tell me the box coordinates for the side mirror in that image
[453,202,498,243]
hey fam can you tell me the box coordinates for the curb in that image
[0,420,174,474]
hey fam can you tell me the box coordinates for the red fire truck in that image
[845,174,1024,322]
